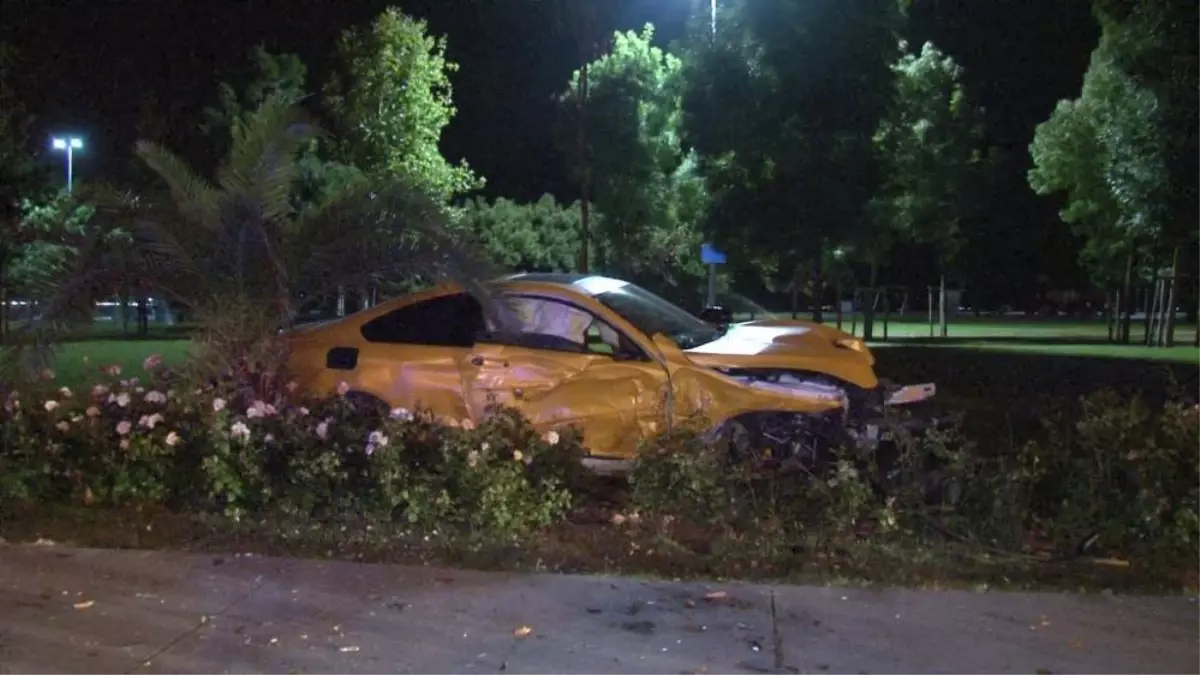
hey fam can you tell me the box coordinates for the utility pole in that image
[577,55,590,273]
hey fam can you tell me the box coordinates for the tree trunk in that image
[1163,245,1180,347]
[789,273,800,320]
[927,286,934,338]
[882,289,891,341]
[939,274,948,338]
[834,279,843,330]
[0,256,7,344]
[862,260,879,341]
[1105,290,1116,343]
[1142,281,1154,346]
[137,296,149,336]
[120,289,131,335]
[1187,274,1199,324]
[811,252,824,324]
[1153,278,1167,346]
[577,59,591,274]
[1195,289,1200,348]
[1119,251,1135,344]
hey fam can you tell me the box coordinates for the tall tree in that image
[560,24,708,290]
[681,0,904,321]
[1029,0,1197,344]
[324,8,482,202]
[1092,0,1198,344]
[0,42,54,343]
[869,40,988,338]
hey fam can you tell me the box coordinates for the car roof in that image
[500,273,629,297]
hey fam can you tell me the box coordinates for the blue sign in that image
[700,243,727,265]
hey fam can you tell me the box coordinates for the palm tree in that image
[1,95,494,395]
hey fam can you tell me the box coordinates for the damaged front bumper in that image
[848,381,939,449]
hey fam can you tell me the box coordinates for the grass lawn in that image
[53,341,192,384]
[49,330,193,386]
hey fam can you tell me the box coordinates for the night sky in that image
[2,0,1098,216]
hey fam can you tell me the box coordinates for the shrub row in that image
[2,356,1197,571]
[627,395,1199,570]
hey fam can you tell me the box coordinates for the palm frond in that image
[133,142,221,231]
[218,93,320,226]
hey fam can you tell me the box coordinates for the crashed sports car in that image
[286,273,936,471]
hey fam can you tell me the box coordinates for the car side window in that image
[360,293,484,347]
[484,295,626,356]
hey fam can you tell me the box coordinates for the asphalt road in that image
[0,542,1196,674]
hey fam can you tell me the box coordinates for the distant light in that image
[51,136,83,151]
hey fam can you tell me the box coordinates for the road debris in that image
[512,625,533,638]
[73,600,95,610]
[703,590,728,601]
[338,645,360,653]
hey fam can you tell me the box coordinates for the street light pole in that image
[51,136,84,193]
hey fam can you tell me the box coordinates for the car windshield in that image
[716,292,782,322]
[582,278,723,350]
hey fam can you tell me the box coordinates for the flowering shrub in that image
[0,358,586,539]
[1,359,201,506]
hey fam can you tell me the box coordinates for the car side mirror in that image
[699,305,734,329]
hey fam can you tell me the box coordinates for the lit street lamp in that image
[51,136,84,193]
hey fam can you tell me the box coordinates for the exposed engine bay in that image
[711,367,937,469]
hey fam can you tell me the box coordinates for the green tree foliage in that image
[871,41,987,267]
[680,0,904,319]
[201,46,309,142]
[3,97,494,384]
[1030,0,1197,343]
[560,25,708,287]
[0,42,55,342]
[325,8,482,202]
[8,195,97,300]
[1028,88,1129,289]
[1091,0,1198,248]
[458,194,581,273]
[202,46,362,213]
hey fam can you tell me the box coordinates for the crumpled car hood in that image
[683,319,878,389]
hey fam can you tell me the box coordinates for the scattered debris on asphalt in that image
[620,620,655,635]
[72,600,94,610]
[513,625,533,638]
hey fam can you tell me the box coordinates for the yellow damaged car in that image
[285,273,936,471]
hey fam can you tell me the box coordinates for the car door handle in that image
[470,355,485,367]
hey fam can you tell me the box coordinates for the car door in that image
[458,294,666,458]
[352,292,485,420]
